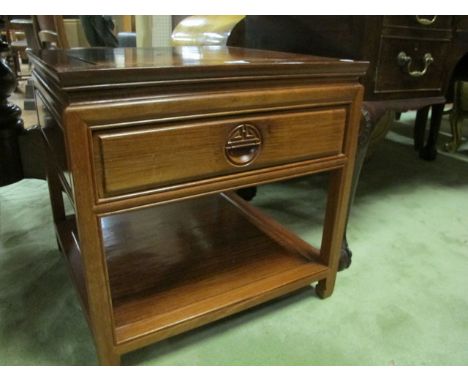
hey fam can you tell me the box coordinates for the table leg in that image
[317,156,360,298]
[414,105,430,151]
[420,103,444,161]
[65,112,121,366]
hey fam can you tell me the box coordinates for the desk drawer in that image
[93,108,346,197]
[375,37,448,93]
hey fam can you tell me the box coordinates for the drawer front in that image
[383,16,453,30]
[93,108,346,197]
[375,37,448,93]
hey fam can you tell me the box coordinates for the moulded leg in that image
[315,278,335,299]
[98,350,121,366]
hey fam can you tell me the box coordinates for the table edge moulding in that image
[28,46,367,365]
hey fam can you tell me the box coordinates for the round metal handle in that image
[225,124,262,166]
[397,51,434,77]
[415,16,437,26]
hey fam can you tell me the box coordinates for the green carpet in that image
[1,114,467,365]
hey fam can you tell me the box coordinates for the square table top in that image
[28,46,368,88]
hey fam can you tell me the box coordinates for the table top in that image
[28,46,368,88]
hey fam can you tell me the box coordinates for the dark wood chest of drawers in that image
[230,16,468,101]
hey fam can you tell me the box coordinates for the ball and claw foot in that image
[236,186,257,201]
[338,240,352,271]
[238,186,354,273]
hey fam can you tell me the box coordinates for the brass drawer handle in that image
[397,51,434,77]
[225,124,262,166]
[415,16,437,25]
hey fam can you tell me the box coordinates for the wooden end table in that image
[29,47,366,365]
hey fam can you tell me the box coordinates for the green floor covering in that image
[1,115,467,365]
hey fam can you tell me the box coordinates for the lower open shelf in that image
[56,192,329,352]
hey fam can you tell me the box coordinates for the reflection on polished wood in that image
[172,15,245,46]
[105,193,326,348]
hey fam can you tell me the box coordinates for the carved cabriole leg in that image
[64,111,120,366]
[0,51,24,186]
[338,105,380,271]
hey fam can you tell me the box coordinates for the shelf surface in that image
[98,193,328,347]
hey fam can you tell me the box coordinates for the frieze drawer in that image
[92,108,347,197]
[375,37,449,93]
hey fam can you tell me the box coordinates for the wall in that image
[135,16,173,47]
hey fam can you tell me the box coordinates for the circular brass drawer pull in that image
[397,51,434,77]
[225,124,262,166]
[415,16,438,25]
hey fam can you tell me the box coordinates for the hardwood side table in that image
[29,47,366,365]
